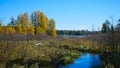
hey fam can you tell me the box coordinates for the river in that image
[58,53,102,68]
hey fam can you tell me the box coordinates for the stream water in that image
[59,53,102,68]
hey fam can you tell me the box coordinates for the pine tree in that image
[31,11,41,27]
[9,16,15,26]
[101,20,110,33]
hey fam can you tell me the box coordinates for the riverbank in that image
[0,37,91,68]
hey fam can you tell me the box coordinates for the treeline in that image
[93,19,120,68]
[96,19,120,52]
[57,30,92,35]
[0,10,57,40]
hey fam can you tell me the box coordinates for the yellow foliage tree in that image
[4,27,9,34]
[40,12,49,30]
[29,25,35,35]
[3,26,15,34]
[40,12,49,35]
[51,29,57,37]
[35,26,41,35]
[0,22,2,33]
[22,27,27,35]
[8,26,15,34]
[12,27,15,33]
[16,22,22,34]
[35,26,46,35]
[1,11,57,37]
[49,19,57,37]
[17,13,32,35]
[40,27,46,35]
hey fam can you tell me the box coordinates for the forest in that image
[0,10,57,40]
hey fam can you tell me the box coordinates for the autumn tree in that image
[40,12,49,31]
[0,10,57,37]
[0,22,2,33]
[9,26,15,33]
[31,11,40,35]
[31,11,49,35]
[49,19,57,37]
[17,12,32,34]
[16,22,22,34]
[29,25,35,35]
[35,26,41,34]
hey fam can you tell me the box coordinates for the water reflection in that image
[59,53,102,68]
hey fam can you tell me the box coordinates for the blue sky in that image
[0,0,120,31]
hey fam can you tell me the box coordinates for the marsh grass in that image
[0,38,88,68]
[0,37,118,68]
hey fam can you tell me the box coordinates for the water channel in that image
[59,53,102,68]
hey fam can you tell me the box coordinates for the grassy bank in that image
[0,37,91,68]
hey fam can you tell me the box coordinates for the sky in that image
[0,0,120,31]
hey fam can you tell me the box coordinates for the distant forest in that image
[57,30,93,35]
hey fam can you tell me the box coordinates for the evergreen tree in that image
[9,16,15,26]
[101,20,110,33]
